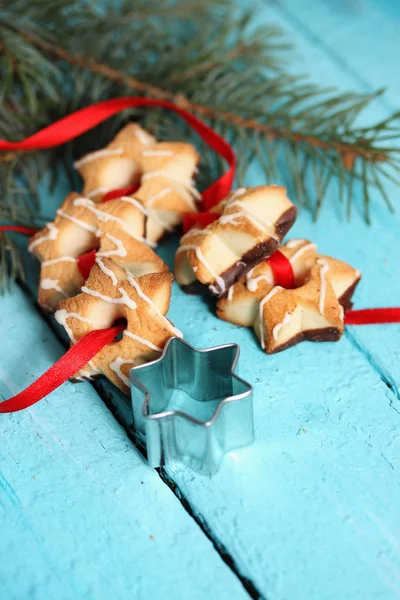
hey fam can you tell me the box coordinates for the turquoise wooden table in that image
[1,1,400,599]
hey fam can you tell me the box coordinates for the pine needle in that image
[0,0,399,289]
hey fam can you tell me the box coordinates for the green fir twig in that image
[0,0,399,288]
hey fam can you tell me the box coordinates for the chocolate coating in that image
[180,204,297,298]
[208,205,297,297]
[266,326,343,354]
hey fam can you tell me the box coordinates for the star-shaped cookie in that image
[175,185,297,296]
[254,259,346,353]
[29,192,167,311]
[217,239,317,326]
[55,260,181,393]
[74,123,200,242]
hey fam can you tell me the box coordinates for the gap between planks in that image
[15,277,265,600]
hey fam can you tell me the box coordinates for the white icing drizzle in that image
[242,242,316,294]
[246,267,255,280]
[28,223,58,251]
[109,358,136,388]
[187,185,202,202]
[142,150,174,157]
[95,257,118,286]
[78,364,101,379]
[41,278,68,298]
[124,330,162,352]
[125,272,182,338]
[290,243,317,263]
[147,188,172,206]
[148,211,173,233]
[82,286,137,310]
[142,170,182,181]
[223,200,279,241]
[42,256,76,267]
[180,227,212,243]
[227,286,234,301]
[286,239,306,249]
[229,188,246,201]
[134,127,154,145]
[74,147,124,169]
[317,258,330,315]
[272,312,292,341]
[119,196,148,215]
[146,188,174,231]
[142,170,200,202]
[176,154,197,167]
[73,197,125,226]
[97,233,127,258]
[88,362,102,374]
[246,273,274,292]
[177,244,225,295]
[87,186,109,198]
[55,309,92,344]
[57,209,97,234]
[74,197,155,247]
[339,305,344,321]
[259,286,282,349]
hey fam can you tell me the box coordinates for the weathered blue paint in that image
[0,1,399,599]
[0,289,249,600]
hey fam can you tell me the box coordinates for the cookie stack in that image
[174,186,361,354]
[29,124,361,394]
[29,124,199,393]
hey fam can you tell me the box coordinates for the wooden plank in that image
[161,4,400,598]
[4,2,400,597]
[261,0,400,397]
[0,287,249,600]
[272,0,400,109]
[18,220,400,600]
[165,268,400,600]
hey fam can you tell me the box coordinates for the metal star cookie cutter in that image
[129,337,254,475]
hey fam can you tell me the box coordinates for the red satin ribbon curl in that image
[101,183,140,202]
[76,249,97,280]
[0,324,124,414]
[266,250,295,289]
[0,97,235,210]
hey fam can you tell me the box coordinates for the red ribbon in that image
[266,250,295,289]
[1,96,236,284]
[77,249,97,280]
[183,211,219,232]
[344,308,400,325]
[265,253,400,325]
[0,225,39,236]
[0,324,124,414]
[0,97,235,210]
[101,183,141,202]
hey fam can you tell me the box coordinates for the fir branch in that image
[3,29,391,165]
[0,0,399,290]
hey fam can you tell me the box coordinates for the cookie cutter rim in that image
[129,337,254,474]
